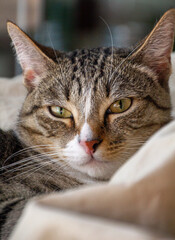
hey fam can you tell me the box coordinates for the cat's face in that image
[15,50,171,180]
[7,9,175,180]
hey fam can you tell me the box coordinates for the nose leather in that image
[80,140,101,155]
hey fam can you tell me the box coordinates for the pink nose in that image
[80,140,101,155]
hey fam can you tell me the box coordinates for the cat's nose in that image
[79,139,102,155]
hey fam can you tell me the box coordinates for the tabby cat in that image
[0,9,175,239]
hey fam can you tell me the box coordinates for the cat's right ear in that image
[7,21,56,91]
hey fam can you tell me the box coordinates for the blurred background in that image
[0,0,175,78]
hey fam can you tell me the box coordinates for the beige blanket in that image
[1,53,175,239]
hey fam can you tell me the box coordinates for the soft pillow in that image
[0,75,26,130]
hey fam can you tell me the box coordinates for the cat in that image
[0,9,175,240]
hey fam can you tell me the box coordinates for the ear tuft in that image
[132,9,175,87]
[7,21,55,91]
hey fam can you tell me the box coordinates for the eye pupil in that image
[108,98,132,114]
[49,106,72,118]
[59,107,63,115]
[119,100,122,109]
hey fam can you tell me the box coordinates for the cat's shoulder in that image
[0,129,22,162]
[0,128,15,143]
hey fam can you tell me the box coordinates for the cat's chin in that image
[68,157,121,181]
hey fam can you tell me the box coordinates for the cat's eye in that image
[107,98,132,114]
[49,106,72,118]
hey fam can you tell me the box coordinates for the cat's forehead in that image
[37,46,156,111]
[58,47,132,88]
[54,47,155,97]
[66,47,130,71]
[54,48,129,97]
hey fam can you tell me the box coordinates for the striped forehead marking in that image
[84,88,92,121]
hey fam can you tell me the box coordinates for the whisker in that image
[1,151,58,174]
[99,16,114,77]
[1,157,34,172]
[6,152,61,180]
[5,161,39,175]
[46,26,60,64]
[109,41,142,82]
[43,162,68,184]
[7,162,49,181]
[3,144,62,166]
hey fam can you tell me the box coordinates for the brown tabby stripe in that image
[65,86,70,101]
[20,125,44,136]
[145,96,171,110]
[0,198,24,227]
[125,122,160,130]
[22,105,39,117]
[68,47,122,96]
[0,199,28,240]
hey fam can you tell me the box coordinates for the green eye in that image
[108,98,132,114]
[49,106,72,118]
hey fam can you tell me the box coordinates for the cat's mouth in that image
[68,154,120,180]
[80,156,107,166]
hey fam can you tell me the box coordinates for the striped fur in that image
[0,10,175,239]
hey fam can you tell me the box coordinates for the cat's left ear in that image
[7,21,56,91]
[132,9,175,88]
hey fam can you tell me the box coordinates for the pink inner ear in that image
[24,69,37,90]
[25,69,36,81]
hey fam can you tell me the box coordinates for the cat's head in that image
[7,9,175,180]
